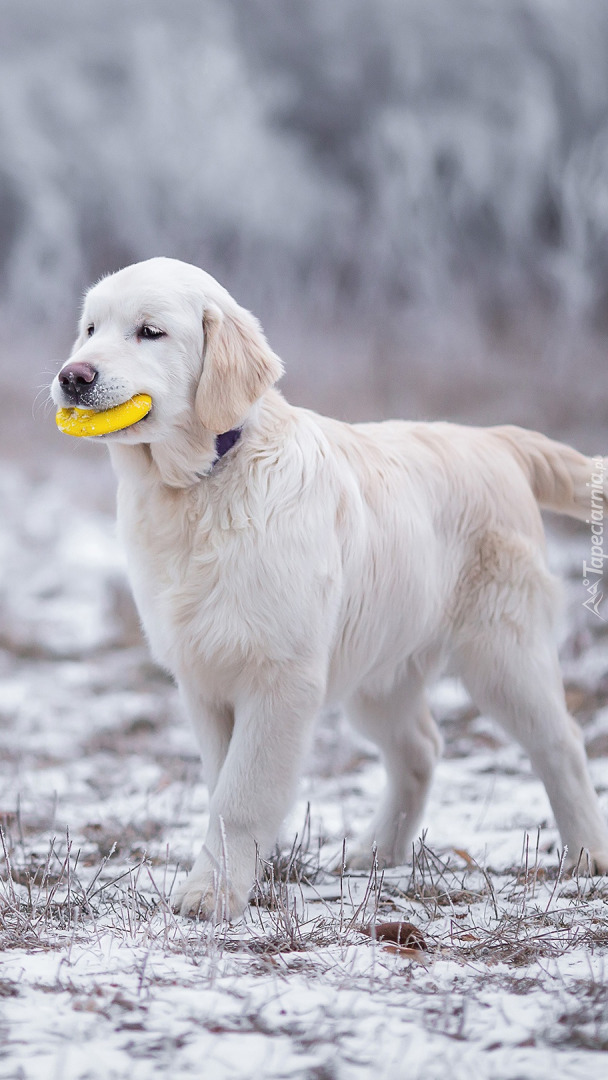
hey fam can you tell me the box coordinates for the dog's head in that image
[51,257,283,444]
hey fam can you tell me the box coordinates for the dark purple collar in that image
[214,427,242,462]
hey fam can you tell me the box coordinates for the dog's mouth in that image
[55,394,153,438]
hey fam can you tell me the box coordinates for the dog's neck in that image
[151,422,244,487]
[109,416,245,490]
[108,392,285,491]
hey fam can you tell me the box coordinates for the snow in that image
[1,469,608,1079]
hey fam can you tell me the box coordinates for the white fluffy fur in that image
[52,257,608,920]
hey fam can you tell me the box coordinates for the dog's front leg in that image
[173,677,322,921]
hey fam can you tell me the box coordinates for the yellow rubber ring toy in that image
[56,394,153,437]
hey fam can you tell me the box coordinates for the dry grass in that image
[1,490,608,1074]
[2,768,608,1072]
[2,811,607,970]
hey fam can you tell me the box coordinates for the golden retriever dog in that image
[51,257,608,920]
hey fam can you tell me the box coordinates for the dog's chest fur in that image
[116,476,255,674]
[113,445,339,696]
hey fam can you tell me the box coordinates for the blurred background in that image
[1,0,608,488]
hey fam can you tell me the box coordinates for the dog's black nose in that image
[58,361,98,401]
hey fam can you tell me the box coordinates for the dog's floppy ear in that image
[195,301,283,433]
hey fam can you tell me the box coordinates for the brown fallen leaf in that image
[453,848,477,868]
[359,921,427,950]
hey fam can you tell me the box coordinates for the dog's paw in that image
[592,851,608,875]
[172,872,248,922]
[343,848,375,872]
[570,849,608,876]
[565,842,608,876]
[342,843,394,872]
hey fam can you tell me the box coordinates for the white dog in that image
[51,257,608,919]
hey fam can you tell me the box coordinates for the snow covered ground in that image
[1,462,608,1079]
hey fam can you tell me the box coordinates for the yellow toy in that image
[56,394,152,437]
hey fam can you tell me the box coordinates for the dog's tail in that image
[490,425,606,522]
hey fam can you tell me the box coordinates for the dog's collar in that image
[215,427,242,462]
[193,427,242,481]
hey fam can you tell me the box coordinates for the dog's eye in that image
[138,324,166,341]
[86,324,94,337]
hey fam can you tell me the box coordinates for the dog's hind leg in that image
[455,586,608,873]
[345,672,443,868]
